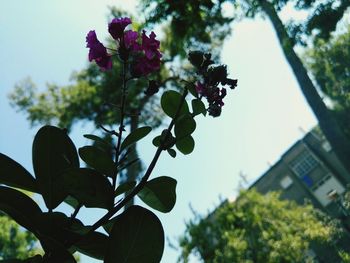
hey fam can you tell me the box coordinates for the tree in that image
[305,23,350,139]
[179,189,341,263]
[0,213,40,260]
[140,0,350,175]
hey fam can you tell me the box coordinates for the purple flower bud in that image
[108,17,132,40]
[86,30,112,70]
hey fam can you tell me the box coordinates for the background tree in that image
[179,189,342,263]
[140,0,350,175]
[305,23,350,139]
[0,212,40,260]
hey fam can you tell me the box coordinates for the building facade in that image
[251,127,350,218]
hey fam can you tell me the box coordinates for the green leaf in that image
[74,232,108,260]
[0,255,43,262]
[161,90,189,118]
[176,135,195,155]
[0,186,42,233]
[61,168,114,209]
[83,134,112,148]
[152,135,161,147]
[64,195,79,209]
[186,82,199,98]
[39,235,76,263]
[35,212,81,244]
[138,176,177,213]
[78,146,116,177]
[174,114,196,140]
[120,126,152,151]
[115,181,136,196]
[0,153,38,192]
[192,99,207,116]
[32,125,79,210]
[105,206,164,263]
[167,149,177,158]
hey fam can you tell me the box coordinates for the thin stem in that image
[113,61,128,189]
[89,88,189,232]
[70,203,83,223]
[64,88,188,251]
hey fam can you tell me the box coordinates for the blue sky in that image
[0,1,316,262]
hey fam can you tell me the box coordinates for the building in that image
[251,127,350,218]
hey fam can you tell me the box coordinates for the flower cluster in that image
[189,51,237,117]
[86,17,162,76]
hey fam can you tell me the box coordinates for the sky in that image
[0,1,317,262]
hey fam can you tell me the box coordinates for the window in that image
[322,141,332,152]
[289,150,318,178]
[280,176,293,189]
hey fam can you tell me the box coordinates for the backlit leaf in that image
[0,153,38,192]
[138,176,177,213]
[105,206,164,263]
[120,126,152,151]
[161,90,189,119]
[32,125,79,209]
[79,146,116,177]
[176,135,195,155]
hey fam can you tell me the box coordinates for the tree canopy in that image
[305,23,350,139]
[179,189,341,263]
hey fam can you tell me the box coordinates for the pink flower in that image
[86,30,112,70]
[108,17,132,40]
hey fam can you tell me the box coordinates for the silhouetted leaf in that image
[167,149,177,158]
[32,125,79,210]
[161,90,189,118]
[64,195,79,209]
[120,126,152,151]
[176,135,195,155]
[74,232,108,260]
[152,135,161,147]
[186,82,199,98]
[192,99,206,116]
[61,168,114,209]
[105,206,164,263]
[115,181,136,196]
[138,176,177,213]
[0,255,43,262]
[83,134,113,148]
[79,146,116,177]
[174,114,196,140]
[39,235,76,263]
[0,186,41,233]
[0,153,38,192]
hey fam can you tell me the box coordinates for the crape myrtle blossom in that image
[108,17,132,40]
[86,31,112,70]
[86,17,161,77]
[188,51,237,117]
[132,31,162,76]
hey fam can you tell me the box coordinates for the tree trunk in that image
[259,0,350,175]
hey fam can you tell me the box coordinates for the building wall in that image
[251,128,350,218]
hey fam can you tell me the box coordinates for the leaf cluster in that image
[179,189,339,263]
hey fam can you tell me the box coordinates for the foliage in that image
[305,24,350,138]
[1,17,237,262]
[139,0,350,176]
[179,189,339,263]
[0,213,41,260]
